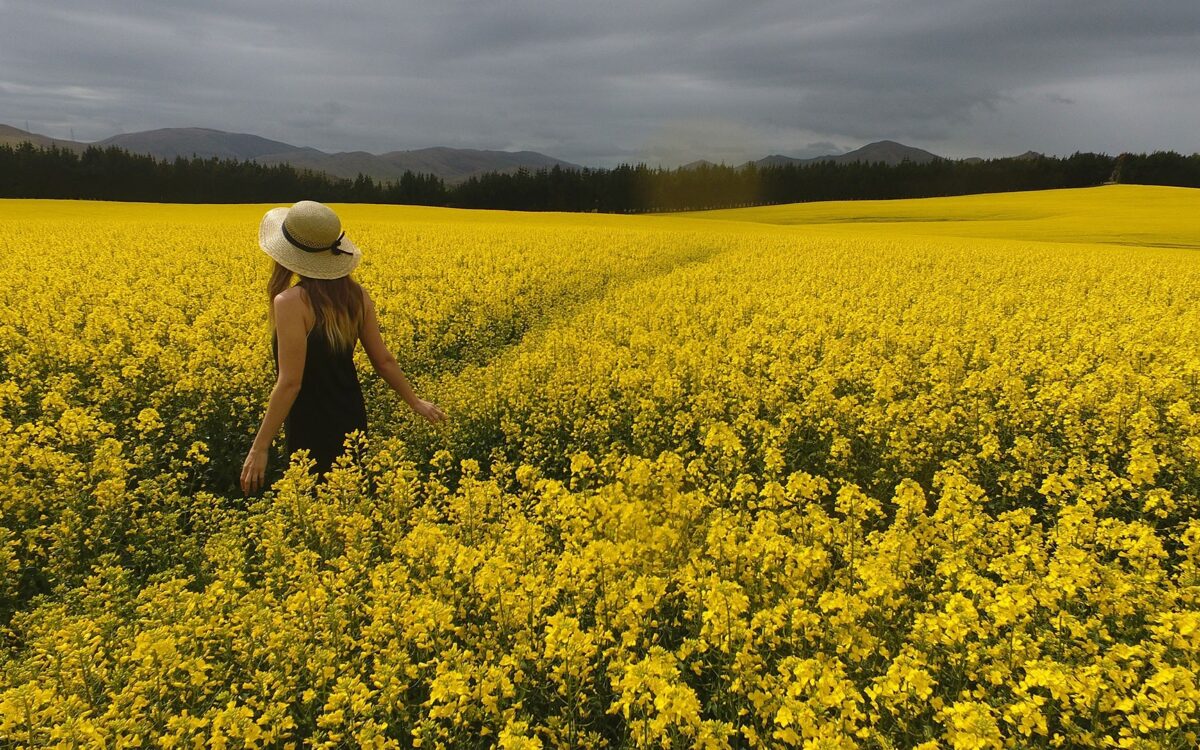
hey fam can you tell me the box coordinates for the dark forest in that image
[2,141,1197,212]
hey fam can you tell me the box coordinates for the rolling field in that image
[1,185,1199,748]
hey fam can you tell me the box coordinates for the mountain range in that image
[3,124,998,183]
[743,140,942,168]
[0,124,579,185]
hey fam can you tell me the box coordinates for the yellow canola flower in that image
[1,186,1199,749]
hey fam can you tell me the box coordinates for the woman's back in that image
[271,298,368,476]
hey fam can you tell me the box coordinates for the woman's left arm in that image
[241,293,308,495]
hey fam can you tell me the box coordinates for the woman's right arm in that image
[241,292,307,494]
[359,286,447,425]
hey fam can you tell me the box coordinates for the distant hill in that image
[385,146,575,182]
[747,140,944,168]
[0,124,87,152]
[2,124,579,185]
[961,150,1046,165]
[833,140,942,165]
[95,127,313,161]
[754,154,813,168]
[253,149,413,183]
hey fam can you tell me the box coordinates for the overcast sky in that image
[3,0,1198,168]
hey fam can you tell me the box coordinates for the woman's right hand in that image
[241,446,268,495]
[412,398,448,425]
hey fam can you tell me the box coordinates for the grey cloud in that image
[2,0,1198,167]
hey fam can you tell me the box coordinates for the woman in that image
[240,200,446,495]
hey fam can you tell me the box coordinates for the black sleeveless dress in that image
[272,323,368,477]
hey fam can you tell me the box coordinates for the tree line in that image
[2,140,1197,212]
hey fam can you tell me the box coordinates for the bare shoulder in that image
[273,286,306,309]
[273,286,314,325]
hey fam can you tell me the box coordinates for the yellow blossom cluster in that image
[2,186,1199,748]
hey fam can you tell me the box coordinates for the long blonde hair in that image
[268,261,364,353]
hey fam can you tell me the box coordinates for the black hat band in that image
[282,223,351,255]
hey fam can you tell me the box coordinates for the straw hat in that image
[258,201,361,279]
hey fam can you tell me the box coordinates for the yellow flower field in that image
[1,185,1199,748]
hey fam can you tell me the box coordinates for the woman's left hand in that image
[413,398,448,425]
[241,446,268,495]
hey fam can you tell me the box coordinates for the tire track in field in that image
[364,232,740,468]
